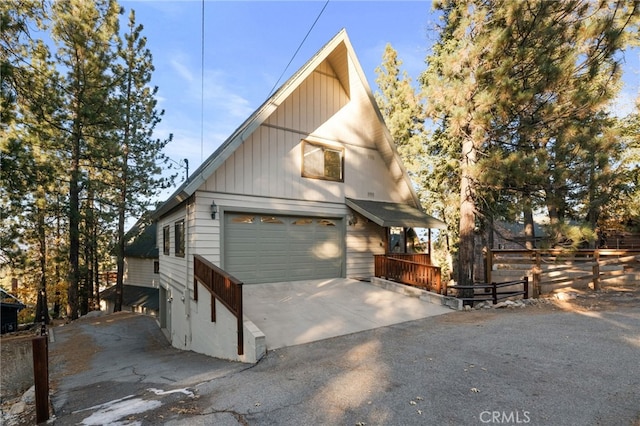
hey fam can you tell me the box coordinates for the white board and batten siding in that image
[157,206,189,295]
[202,60,413,204]
[346,214,386,278]
[156,201,197,346]
[123,257,158,288]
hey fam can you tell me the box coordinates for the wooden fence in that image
[193,254,244,355]
[448,278,529,304]
[486,249,640,296]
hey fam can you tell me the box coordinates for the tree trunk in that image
[458,136,477,293]
[36,206,50,325]
[67,132,80,320]
[114,209,125,312]
[114,170,127,312]
[81,231,90,316]
[523,193,535,249]
[115,61,133,313]
[84,186,95,312]
[93,216,100,310]
[484,213,494,284]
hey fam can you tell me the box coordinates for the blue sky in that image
[119,1,639,192]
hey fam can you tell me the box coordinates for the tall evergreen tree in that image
[479,0,637,246]
[422,0,639,285]
[110,9,172,311]
[375,44,426,177]
[2,0,172,322]
[1,0,65,323]
[50,0,120,319]
[421,0,488,287]
[603,92,640,231]
[0,0,48,269]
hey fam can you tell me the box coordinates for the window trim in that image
[162,225,170,255]
[174,220,185,258]
[301,140,344,182]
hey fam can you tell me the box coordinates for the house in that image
[101,220,160,317]
[152,29,446,362]
[1,288,25,334]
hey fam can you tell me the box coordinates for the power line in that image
[267,0,330,98]
[200,0,205,164]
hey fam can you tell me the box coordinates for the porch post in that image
[403,227,408,253]
[384,227,390,254]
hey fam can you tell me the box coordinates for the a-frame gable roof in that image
[154,29,419,219]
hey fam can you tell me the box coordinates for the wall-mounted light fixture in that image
[211,200,218,219]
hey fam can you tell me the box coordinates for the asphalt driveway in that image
[32,287,640,425]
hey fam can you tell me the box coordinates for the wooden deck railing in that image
[374,254,444,294]
[385,253,432,265]
[193,254,244,356]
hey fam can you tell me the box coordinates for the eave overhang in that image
[346,198,447,229]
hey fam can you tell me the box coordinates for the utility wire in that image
[267,0,330,98]
[200,0,205,164]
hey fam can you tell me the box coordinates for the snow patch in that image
[147,387,195,398]
[75,387,194,425]
[78,395,161,426]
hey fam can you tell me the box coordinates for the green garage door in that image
[224,213,343,284]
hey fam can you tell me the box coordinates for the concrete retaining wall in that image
[370,277,462,311]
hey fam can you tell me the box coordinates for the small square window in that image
[162,226,170,255]
[302,140,344,182]
[175,220,185,257]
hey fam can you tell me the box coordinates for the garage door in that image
[224,213,343,284]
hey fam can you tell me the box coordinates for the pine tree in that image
[421,0,490,287]
[50,0,121,319]
[477,0,638,246]
[603,92,640,231]
[375,44,426,177]
[110,9,173,311]
[420,125,461,281]
[422,0,639,286]
[1,0,65,323]
[0,0,48,269]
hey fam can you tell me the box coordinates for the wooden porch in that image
[374,253,445,295]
